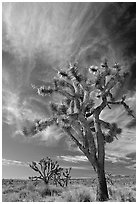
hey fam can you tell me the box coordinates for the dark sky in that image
[2,2,136,178]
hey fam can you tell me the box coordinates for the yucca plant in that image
[24,60,135,201]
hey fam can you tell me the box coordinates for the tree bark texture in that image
[96,166,109,201]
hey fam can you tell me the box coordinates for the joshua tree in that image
[29,157,71,187]
[63,167,72,187]
[24,60,135,201]
[29,157,63,186]
[52,167,72,187]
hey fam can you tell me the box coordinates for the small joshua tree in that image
[63,167,72,187]
[24,59,135,201]
[29,157,63,186]
[52,167,72,187]
[29,157,71,187]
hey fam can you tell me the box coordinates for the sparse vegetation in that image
[61,186,95,202]
[2,175,136,202]
[108,186,136,202]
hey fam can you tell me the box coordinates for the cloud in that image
[2,3,107,65]
[34,126,64,146]
[105,153,131,164]
[61,165,89,170]
[2,89,47,128]
[2,158,29,167]
[125,152,136,160]
[57,155,88,163]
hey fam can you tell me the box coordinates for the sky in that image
[2,2,136,179]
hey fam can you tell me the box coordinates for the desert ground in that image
[2,174,136,202]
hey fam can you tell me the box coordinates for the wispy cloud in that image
[61,164,89,170]
[105,129,135,162]
[57,155,88,163]
[33,126,64,146]
[105,153,131,164]
[2,158,29,167]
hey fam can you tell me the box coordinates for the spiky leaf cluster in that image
[100,122,122,143]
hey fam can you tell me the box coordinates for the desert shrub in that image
[15,188,42,202]
[2,188,19,194]
[37,185,63,197]
[19,189,30,199]
[27,182,36,192]
[5,192,21,202]
[49,185,63,196]
[108,186,136,202]
[61,186,95,202]
[32,180,40,186]
[42,187,51,197]
[22,191,41,202]
[119,190,136,202]
[16,184,27,191]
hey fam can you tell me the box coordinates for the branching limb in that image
[29,162,44,179]
[72,121,85,142]
[95,95,107,115]
[23,118,58,137]
[99,120,112,129]
[37,84,74,100]
[55,89,74,99]
[93,115,105,164]
[107,99,135,118]
[54,78,75,95]
[78,114,97,157]
[29,176,43,181]
[62,126,84,152]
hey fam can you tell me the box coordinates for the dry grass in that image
[2,175,136,202]
[108,185,136,202]
[61,186,95,202]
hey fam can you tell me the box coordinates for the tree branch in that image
[29,162,44,178]
[56,89,74,99]
[31,117,57,136]
[62,126,84,152]
[99,120,111,129]
[54,78,75,95]
[78,114,97,157]
[29,176,43,181]
[93,111,105,165]
[107,100,135,118]
[95,95,107,115]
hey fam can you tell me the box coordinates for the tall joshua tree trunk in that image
[94,110,109,201]
[87,140,109,201]
[44,178,49,186]
[96,164,109,201]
